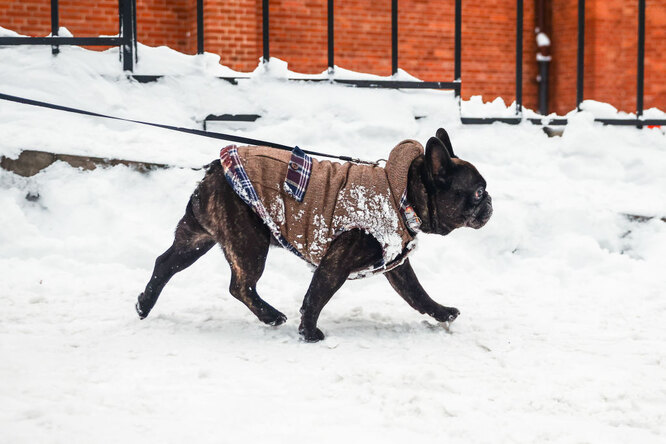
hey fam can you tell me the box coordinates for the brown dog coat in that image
[221,140,424,278]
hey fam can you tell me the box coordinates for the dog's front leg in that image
[299,229,383,342]
[384,259,460,323]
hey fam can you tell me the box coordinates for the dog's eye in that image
[474,187,485,201]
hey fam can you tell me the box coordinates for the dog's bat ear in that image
[425,136,453,184]
[435,127,456,158]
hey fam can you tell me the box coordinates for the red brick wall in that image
[647,0,666,110]
[1,0,664,115]
[589,1,640,113]
[0,0,52,36]
[550,0,578,114]
[137,0,196,53]
[399,0,456,81]
[460,1,537,110]
[334,0,391,76]
[550,0,666,115]
[58,0,118,43]
[270,0,327,73]
[203,0,261,72]
[0,0,196,51]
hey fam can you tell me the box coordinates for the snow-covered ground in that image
[1,28,666,443]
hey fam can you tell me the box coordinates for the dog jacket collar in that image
[219,140,424,279]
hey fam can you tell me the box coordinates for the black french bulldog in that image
[136,128,492,342]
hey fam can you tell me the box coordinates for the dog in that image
[136,128,492,342]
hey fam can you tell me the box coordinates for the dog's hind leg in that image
[221,226,287,326]
[136,201,215,319]
[173,165,285,326]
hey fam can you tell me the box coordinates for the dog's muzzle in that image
[467,195,493,229]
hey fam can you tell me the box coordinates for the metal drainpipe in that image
[535,0,552,115]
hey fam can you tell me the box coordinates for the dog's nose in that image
[468,196,492,229]
[480,197,493,224]
[483,201,493,222]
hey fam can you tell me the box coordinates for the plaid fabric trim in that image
[283,146,312,202]
[400,191,422,235]
[219,145,303,259]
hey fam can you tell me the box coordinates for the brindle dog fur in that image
[136,128,493,342]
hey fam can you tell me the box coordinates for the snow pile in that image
[1,28,666,443]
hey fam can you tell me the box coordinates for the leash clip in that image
[338,155,380,165]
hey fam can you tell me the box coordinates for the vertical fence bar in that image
[516,0,523,115]
[118,0,123,66]
[262,0,270,63]
[454,0,461,83]
[119,0,135,71]
[50,0,59,55]
[391,0,398,75]
[576,0,585,111]
[637,0,645,119]
[132,0,137,62]
[197,0,204,54]
[328,0,334,71]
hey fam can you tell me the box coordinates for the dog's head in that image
[408,128,493,235]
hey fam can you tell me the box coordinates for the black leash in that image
[0,92,379,165]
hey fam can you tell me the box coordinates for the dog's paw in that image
[432,306,460,323]
[265,312,288,326]
[136,295,150,319]
[299,326,325,343]
[258,308,288,326]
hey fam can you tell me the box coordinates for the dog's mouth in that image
[466,195,493,229]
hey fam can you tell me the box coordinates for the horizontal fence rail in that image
[130,75,461,95]
[461,117,665,126]
[0,36,122,46]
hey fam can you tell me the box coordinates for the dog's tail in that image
[185,159,216,235]
[202,158,221,172]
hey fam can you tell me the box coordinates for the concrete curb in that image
[0,149,171,177]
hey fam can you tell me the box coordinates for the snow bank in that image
[1,27,665,443]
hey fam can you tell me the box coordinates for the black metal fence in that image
[465,0,665,127]
[255,0,461,94]
[1,0,663,127]
[0,0,137,71]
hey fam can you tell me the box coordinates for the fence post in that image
[454,0,461,83]
[637,0,645,119]
[328,0,334,72]
[197,0,204,54]
[262,0,270,63]
[516,0,523,115]
[576,0,585,111]
[50,0,59,55]
[119,0,136,72]
[391,0,398,75]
